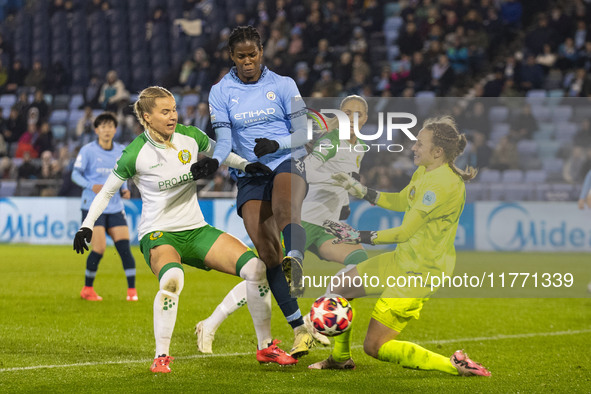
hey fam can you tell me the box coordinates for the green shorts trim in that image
[140,225,224,271]
[302,221,335,257]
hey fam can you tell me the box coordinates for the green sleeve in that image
[175,123,210,152]
[113,136,145,180]
[310,129,340,163]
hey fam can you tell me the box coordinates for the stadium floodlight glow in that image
[306,109,418,142]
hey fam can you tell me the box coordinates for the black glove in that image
[245,162,273,175]
[73,227,93,254]
[191,158,219,180]
[254,138,279,158]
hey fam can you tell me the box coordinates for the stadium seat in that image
[52,124,67,140]
[52,94,71,110]
[541,158,564,181]
[501,169,524,183]
[531,105,551,122]
[504,184,531,202]
[516,139,538,156]
[524,169,548,183]
[488,182,505,200]
[537,140,561,158]
[68,109,84,131]
[526,89,547,105]
[551,106,573,123]
[488,106,509,123]
[49,109,69,125]
[489,123,510,144]
[478,169,501,183]
[533,124,554,141]
[465,182,486,202]
[0,94,16,111]
[573,105,591,122]
[550,183,575,200]
[69,94,84,110]
[554,122,578,142]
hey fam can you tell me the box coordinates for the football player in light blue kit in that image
[72,112,137,302]
[192,26,314,358]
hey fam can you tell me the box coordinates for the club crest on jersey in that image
[266,91,276,101]
[409,186,416,200]
[149,231,163,240]
[422,191,436,206]
[178,149,191,164]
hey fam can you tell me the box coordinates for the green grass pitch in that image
[1,245,590,392]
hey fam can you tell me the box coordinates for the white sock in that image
[203,281,247,333]
[153,267,184,358]
[240,258,272,349]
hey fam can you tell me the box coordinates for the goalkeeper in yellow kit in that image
[310,116,491,377]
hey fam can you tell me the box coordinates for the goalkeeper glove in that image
[331,172,380,204]
[244,162,273,175]
[73,227,93,254]
[254,138,279,158]
[323,220,377,245]
[191,158,219,180]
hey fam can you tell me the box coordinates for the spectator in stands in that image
[563,146,588,183]
[0,59,8,93]
[408,51,430,92]
[490,135,519,171]
[463,102,490,136]
[194,102,212,137]
[464,131,492,169]
[482,68,504,97]
[313,69,342,97]
[431,54,455,95]
[536,44,557,74]
[57,147,82,196]
[294,62,314,97]
[264,28,288,62]
[525,16,555,56]
[99,70,129,113]
[373,66,391,96]
[23,60,47,93]
[17,151,40,179]
[287,26,304,58]
[76,106,95,146]
[500,0,522,29]
[0,131,6,157]
[28,90,49,122]
[349,26,367,55]
[187,48,213,94]
[82,74,102,109]
[519,54,544,90]
[577,41,591,71]
[500,78,521,99]
[48,61,70,95]
[3,107,25,151]
[333,51,352,86]
[565,68,591,97]
[0,34,13,64]
[0,156,13,178]
[556,37,579,71]
[548,6,571,43]
[38,150,61,196]
[34,121,54,154]
[511,104,538,140]
[5,59,26,94]
[573,20,588,50]
[398,22,423,57]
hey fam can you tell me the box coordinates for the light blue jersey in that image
[209,66,307,176]
[72,140,128,213]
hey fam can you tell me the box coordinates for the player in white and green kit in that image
[194,96,371,359]
[316,116,491,376]
[73,87,298,373]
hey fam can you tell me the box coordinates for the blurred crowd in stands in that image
[0,0,590,200]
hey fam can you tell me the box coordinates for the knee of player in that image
[257,247,282,268]
[159,264,185,295]
[239,257,267,282]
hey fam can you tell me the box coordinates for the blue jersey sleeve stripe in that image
[286,109,308,120]
[212,122,232,129]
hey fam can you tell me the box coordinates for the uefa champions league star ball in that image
[310,295,353,337]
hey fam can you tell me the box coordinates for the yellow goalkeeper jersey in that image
[374,163,465,276]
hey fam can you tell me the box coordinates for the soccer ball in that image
[309,295,353,337]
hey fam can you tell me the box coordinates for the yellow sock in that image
[377,340,458,375]
[331,303,354,362]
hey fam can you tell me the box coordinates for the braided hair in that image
[422,116,477,181]
[133,86,176,149]
[228,25,262,53]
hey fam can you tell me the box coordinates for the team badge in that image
[266,91,276,101]
[422,191,436,206]
[409,186,416,200]
[178,149,191,164]
[149,231,163,240]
